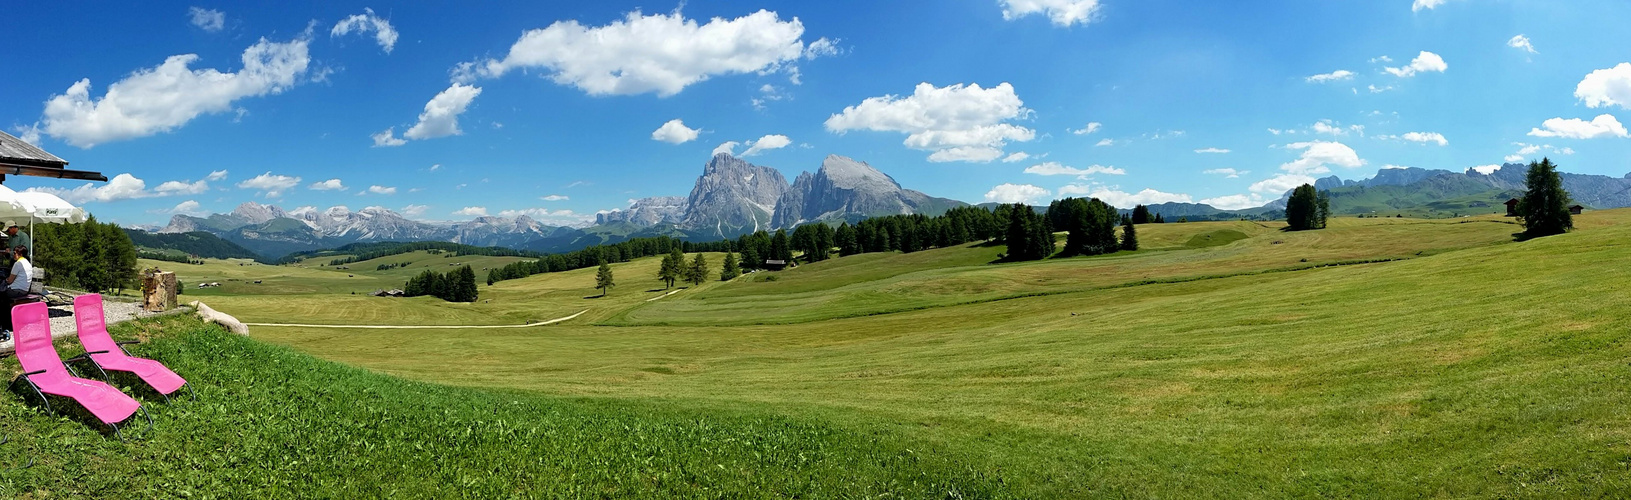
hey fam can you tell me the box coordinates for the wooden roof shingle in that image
[0,130,67,168]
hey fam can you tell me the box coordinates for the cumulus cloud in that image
[371,128,407,147]
[26,173,154,204]
[155,179,209,195]
[1306,70,1354,83]
[1385,51,1447,78]
[206,170,229,181]
[1279,141,1364,175]
[405,83,482,140]
[1069,122,1102,135]
[1467,164,1502,175]
[984,183,1050,204]
[1507,143,1574,162]
[541,194,569,201]
[712,141,740,156]
[189,7,225,32]
[367,185,397,195]
[1195,147,1231,154]
[331,8,399,53]
[741,134,791,156]
[458,9,830,96]
[1312,120,1348,136]
[1001,152,1031,163]
[1528,114,1629,139]
[1250,174,1318,194]
[1022,162,1125,178]
[1059,185,1192,208]
[237,171,300,197]
[162,200,209,216]
[32,36,310,147]
[825,82,1034,163]
[401,204,429,217]
[1575,63,1631,109]
[1368,84,1395,93]
[1412,0,1449,11]
[1397,131,1449,145]
[1507,35,1536,54]
[651,119,701,144]
[1095,138,1114,147]
[1200,193,1268,211]
[452,206,488,217]
[309,179,345,191]
[998,0,1102,27]
[1203,168,1246,178]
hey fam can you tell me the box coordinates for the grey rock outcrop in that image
[680,154,788,238]
[596,196,688,226]
[770,155,957,227]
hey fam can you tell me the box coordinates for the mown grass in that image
[0,315,1002,498]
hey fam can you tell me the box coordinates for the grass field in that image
[10,213,1631,497]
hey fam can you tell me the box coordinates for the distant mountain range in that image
[147,153,964,258]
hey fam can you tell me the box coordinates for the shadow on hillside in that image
[5,377,132,439]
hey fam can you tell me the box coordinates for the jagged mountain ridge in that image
[161,202,563,257]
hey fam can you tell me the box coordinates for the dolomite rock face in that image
[771,155,946,227]
[681,153,789,238]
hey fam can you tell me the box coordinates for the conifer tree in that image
[456,265,478,302]
[770,229,793,262]
[1517,157,1573,238]
[1132,205,1152,224]
[687,253,709,286]
[659,247,683,288]
[740,246,760,272]
[721,252,740,280]
[836,222,860,256]
[595,260,614,297]
[1120,217,1138,251]
[1286,184,1324,230]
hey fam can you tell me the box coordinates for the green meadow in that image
[8,212,1631,497]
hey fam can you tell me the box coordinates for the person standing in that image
[5,222,31,256]
[1,244,33,335]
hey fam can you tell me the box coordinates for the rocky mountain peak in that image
[232,202,287,224]
[681,155,789,237]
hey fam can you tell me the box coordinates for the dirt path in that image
[645,289,683,302]
[243,310,589,329]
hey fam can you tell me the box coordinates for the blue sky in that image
[5,0,1631,226]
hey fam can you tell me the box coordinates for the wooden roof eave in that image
[0,162,108,182]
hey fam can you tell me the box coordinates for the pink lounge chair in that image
[5,302,150,439]
[72,294,192,402]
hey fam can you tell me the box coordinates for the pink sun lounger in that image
[6,301,150,438]
[73,294,192,402]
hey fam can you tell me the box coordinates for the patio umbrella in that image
[0,185,90,259]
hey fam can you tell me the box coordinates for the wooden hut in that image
[763,259,788,271]
[1569,205,1585,215]
[1504,198,1519,216]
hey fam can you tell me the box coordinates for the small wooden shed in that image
[1569,205,1585,215]
[763,259,788,271]
[1504,198,1519,216]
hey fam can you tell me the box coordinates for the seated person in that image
[1,244,32,335]
[3,222,26,255]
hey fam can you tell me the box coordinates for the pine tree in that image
[813,223,834,261]
[456,265,478,302]
[595,260,615,297]
[1286,184,1322,230]
[687,253,709,286]
[1006,203,1033,260]
[1120,217,1138,251]
[1132,205,1152,224]
[1517,157,1573,238]
[721,253,740,280]
[836,222,860,256]
[659,247,683,288]
[740,246,760,272]
[770,229,792,262]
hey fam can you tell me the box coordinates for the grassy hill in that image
[16,211,1631,496]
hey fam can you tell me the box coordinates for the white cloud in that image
[1312,120,1347,136]
[1507,34,1536,54]
[155,179,209,195]
[1575,62,1631,110]
[1069,122,1102,135]
[331,8,399,53]
[1368,84,1395,93]
[371,128,407,147]
[1412,0,1449,12]
[162,200,208,216]
[428,164,442,172]
[401,204,429,217]
[188,7,225,32]
[712,141,740,156]
[1195,147,1231,154]
[26,173,153,204]
[1382,131,1449,146]
[460,9,828,96]
[1528,114,1630,139]
[1001,152,1031,163]
[402,83,482,141]
[1203,168,1246,178]
[651,119,701,144]
[1467,164,1502,175]
[541,194,569,201]
[825,82,1034,163]
[206,170,229,181]
[1061,185,1193,208]
[367,185,397,195]
[983,183,1051,204]
[309,179,345,191]
[1385,51,1447,78]
[33,36,310,147]
[237,171,300,197]
[1370,55,1394,63]
[1279,141,1364,175]
[453,206,488,217]
[496,208,594,226]
[1094,138,1114,147]
[1504,154,1524,162]
[1200,193,1268,210]
[998,0,1102,27]
[1306,70,1354,83]
[1023,162,1125,178]
[1250,174,1318,194]
[741,134,792,156]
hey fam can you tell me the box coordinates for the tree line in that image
[283,240,541,265]
[34,217,140,294]
[403,265,479,302]
[486,235,735,285]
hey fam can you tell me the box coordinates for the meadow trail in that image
[242,309,588,329]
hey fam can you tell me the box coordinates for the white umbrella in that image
[0,185,90,259]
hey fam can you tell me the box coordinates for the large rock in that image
[597,196,688,226]
[680,154,789,238]
[771,155,958,227]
